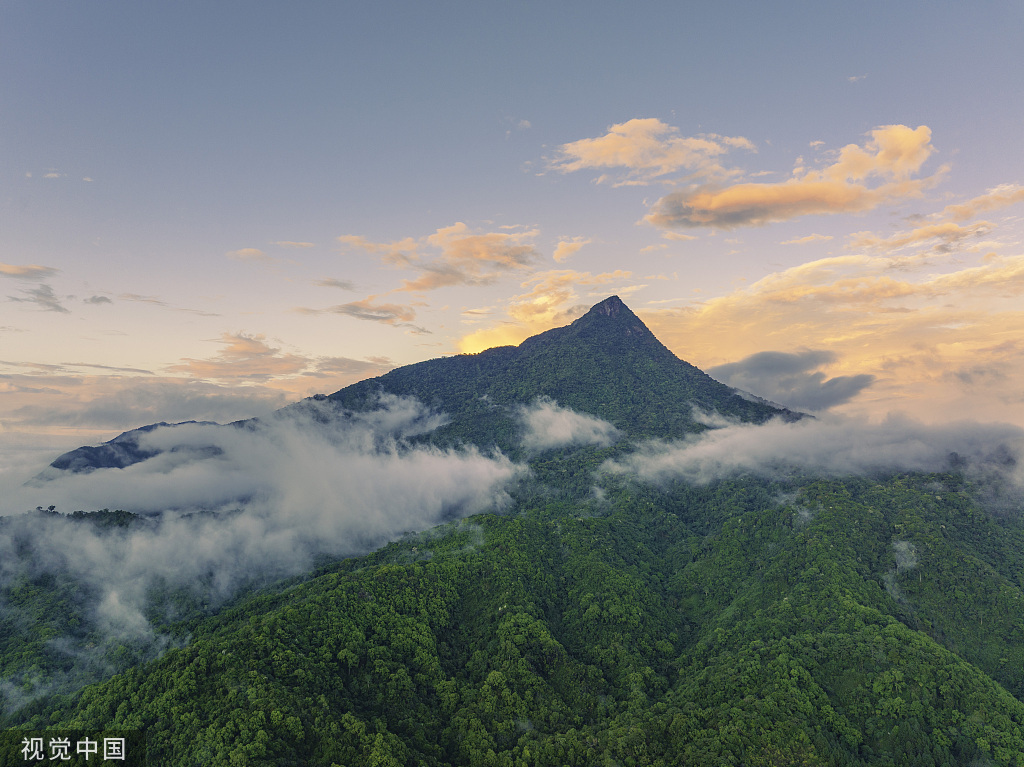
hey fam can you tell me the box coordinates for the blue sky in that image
[3,1,1024,480]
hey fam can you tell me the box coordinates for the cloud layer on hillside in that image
[0,395,522,710]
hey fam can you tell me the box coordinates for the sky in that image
[3,0,1024,487]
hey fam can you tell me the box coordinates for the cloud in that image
[117,293,220,317]
[939,184,1024,222]
[400,223,539,292]
[302,355,393,378]
[163,333,392,389]
[781,233,834,245]
[83,295,113,305]
[339,224,540,292]
[314,278,356,290]
[8,284,70,313]
[457,269,634,353]
[553,236,592,263]
[519,397,620,452]
[169,333,309,382]
[0,263,59,280]
[548,118,754,186]
[226,248,272,263]
[640,250,1024,424]
[708,350,875,411]
[643,125,942,230]
[337,234,419,267]
[315,297,418,325]
[605,414,1024,498]
[5,378,289,432]
[0,395,523,710]
[849,221,991,253]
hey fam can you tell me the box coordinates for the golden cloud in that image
[337,234,419,267]
[939,184,1024,222]
[553,236,592,263]
[548,118,754,186]
[337,225,539,292]
[1,263,59,280]
[169,333,310,382]
[849,221,991,253]
[781,234,834,245]
[644,125,943,230]
[226,248,271,263]
[167,332,395,391]
[640,251,1024,423]
[318,297,418,325]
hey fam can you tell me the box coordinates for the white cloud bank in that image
[519,397,620,452]
[606,413,1024,493]
[0,395,523,710]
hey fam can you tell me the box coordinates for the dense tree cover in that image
[12,297,1024,764]
[0,509,188,715]
[326,297,795,455]
[42,297,796,479]
[6,473,1024,765]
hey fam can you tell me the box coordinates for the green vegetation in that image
[6,474,1024,765]
[9,296,1024,764]
[322,296,795,455]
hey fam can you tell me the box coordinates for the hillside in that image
[6,474,1024,765]
[5,297,1024,765]
[40,296,796,477]
[325,295,797,452]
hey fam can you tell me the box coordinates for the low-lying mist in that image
[606,411,1024,509]
[0,395,522,715]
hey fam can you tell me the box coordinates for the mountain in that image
[41,296,798,477]
[326,295,798,451]
[10,295,1024,765]
[9,476,1024,766]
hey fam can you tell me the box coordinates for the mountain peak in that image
[45,294,799,476]
[558,294,661,348]
[586,294,629,317]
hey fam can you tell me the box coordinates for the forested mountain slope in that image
[6,296,1024,766]
[41,296,795,476]
[7,474,1024,765]
[324,295,798,451]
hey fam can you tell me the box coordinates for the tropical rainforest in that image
[3,297,1024,766]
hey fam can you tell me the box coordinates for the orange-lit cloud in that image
[644,125,943,230]
[639,251,1024,423]
[548,118,754,186]
[1,263,59,280]
[340,223,539,292]
[401,223,539,291]
[337,234,420,267]
[939,184,1024,222]
[849,221,991,253]
[170,332,395,388]
[310,296,418,325]
[226,248,272,263]
[169,332,310,382]
[553,236,592,262]
[781,233,834,245]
